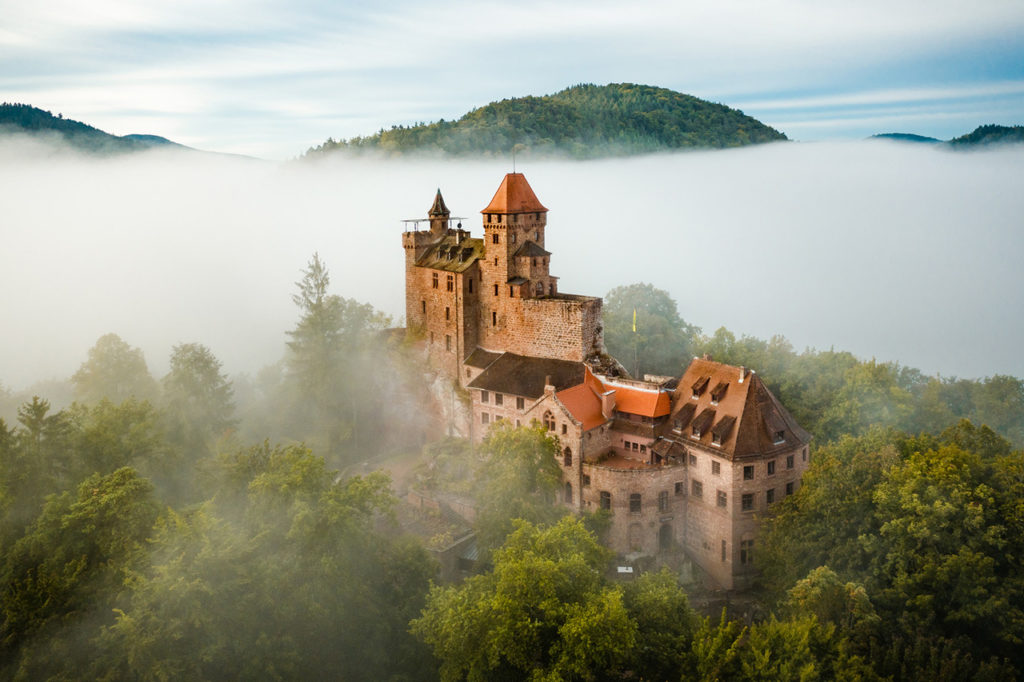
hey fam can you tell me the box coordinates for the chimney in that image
[600,390,617,419]
[544,375,555,396]
[739,366,746,383]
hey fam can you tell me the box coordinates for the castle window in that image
[445,307,450,320]
[481,412,489,424]
[583,474,591,487]
[675,481,685,496]
[722,540,728,562]
[658,490,669,512]
[767,460,775,475]
[712,433,722,446]
[494,258,498,266]
[543,411,555,431]
[561,423,567,435]
[740,540,754,565]
[743,465,754,480]
[803,447,808,462]
[492,311,497,326]
[494,284,498,296]
[549,283,554,295]
[716,490,727,508]
[639,444,646,454]
[432,272,438,289]
[494,393,503,406]
[480,390,489,404]
[445,335,451,351]
[512,213,518,223]
[786,455,794,469]
[766,488,775,504]
[535,212,540,220]
[532,258,536,267]
[492,233,499,244]
[774,430,786,444]
[534,230,539,240]
[468,279,473,293]
[741,493,754,511]
[629,494,642,513]
[688,454,697,467]
[497,215,502,223]
[421,300,426,314]
[712,461,721,476]
[509,286,514,297]
[564,482,572,503]
[486,214,491,223]
[517,397,524,410]
[691,480,703,498]
[599,491,611,510]
[535,281,544,296]
[510,232,516,244]
[785,481,794,496]
[563,447,572,467]
[447,275,453,291]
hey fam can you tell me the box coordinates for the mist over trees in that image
[2,268,1024,678]
[603,283,1024,449]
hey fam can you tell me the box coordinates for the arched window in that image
[535,281,544,296]
[563,447,572,467]
[564,482,573,504]
[543,411,555,431]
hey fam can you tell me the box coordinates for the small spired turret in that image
[429,189,450,236]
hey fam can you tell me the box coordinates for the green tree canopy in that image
[603,283,699,378]
[71,333,157,404]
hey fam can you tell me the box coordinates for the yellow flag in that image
[632,308,637,333]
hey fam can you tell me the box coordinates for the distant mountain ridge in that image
[870,125,1024,147]
[0,103,187,155]
[305,83,788,159]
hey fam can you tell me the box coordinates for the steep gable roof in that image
[669,357,810,458]
[481,173,548,214]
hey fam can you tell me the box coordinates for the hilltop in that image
[948,124,1024,146]
[305,83,788,159]
[0,103,187,155]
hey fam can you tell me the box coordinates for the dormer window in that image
[712,433,722,446]
[691,376,709,399]
[710,382,728,405]
[774,430,786,444]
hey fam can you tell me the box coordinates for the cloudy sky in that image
[3,0,1023,158]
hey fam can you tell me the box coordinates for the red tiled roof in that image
[605,382,672,418]
[481,173,548,214]
[556,382,605,431]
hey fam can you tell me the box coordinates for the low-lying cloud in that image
[1,137,1022,393]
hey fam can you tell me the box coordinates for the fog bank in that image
[1,138,1021,391]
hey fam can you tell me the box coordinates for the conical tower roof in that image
[481,173,548,214]
[429,189,449,217]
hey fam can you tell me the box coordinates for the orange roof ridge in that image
[481,173,548,214]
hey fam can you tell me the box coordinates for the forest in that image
[303,83,787,160]
[2,267,1023,680]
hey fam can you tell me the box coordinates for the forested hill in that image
[304,83,788,159]
[949,124,1024,146]
[0,103,183,154]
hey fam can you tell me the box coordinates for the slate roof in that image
[429,189,449,217]
[464,348,502,369]
[481,173,548,214]
[513,241,551,258]
[415,235,484,273]
[467,352,584,399]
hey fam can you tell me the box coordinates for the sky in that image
[3,0,1024,159]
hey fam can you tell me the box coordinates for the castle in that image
[402,173,810,589]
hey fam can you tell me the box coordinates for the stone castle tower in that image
[403,173,603,386]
